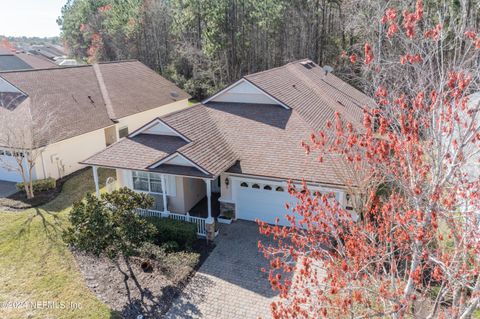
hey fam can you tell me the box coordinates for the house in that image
[0,60,190,182]
[81,59,372,233]
[0,46,58,71]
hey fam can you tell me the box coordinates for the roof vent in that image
[323,65,334,75]
[300,60,316,69]
[170,91,179,100]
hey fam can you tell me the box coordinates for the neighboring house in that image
[82,59,372,231]
[0,46,58,71]
[0,60,190,182]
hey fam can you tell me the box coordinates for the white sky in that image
[0,0,66,37]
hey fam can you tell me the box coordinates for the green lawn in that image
[0,168,119,319]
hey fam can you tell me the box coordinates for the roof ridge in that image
[243,58,314,79]
[0,59,140,74]
[92,63,117,121]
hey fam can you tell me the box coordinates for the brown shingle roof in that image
[0,60,190,146]
[96,61,190,119]
[245,59,373,130]
[83,60,369,186]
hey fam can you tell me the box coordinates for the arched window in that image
[240,182,249,188]
[275,186,284,192]
[252,184,260,189]
[263,185,272,190]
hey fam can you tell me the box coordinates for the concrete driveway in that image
[0,181,17,198]
[165,221,282,319]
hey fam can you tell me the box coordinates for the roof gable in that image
[130,118,191,142]
[204,78,289,109]
[149,152,210,176]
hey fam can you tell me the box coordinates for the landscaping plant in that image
[64,187,156,258]
[258,1,480,318]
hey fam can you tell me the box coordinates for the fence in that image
[137,208,207,237]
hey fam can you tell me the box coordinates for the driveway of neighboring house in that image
[0,181,17,198]
[165,220,281,319]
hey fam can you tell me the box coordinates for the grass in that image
[0,168,120,319]
[188,99,200,106]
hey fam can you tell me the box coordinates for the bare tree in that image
[0,97,53,199]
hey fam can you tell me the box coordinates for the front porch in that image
[189,192,221,218]
[91,166,222,239]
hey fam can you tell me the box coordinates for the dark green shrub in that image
[162,241,180,253]
[16,178,56,193]
[63,189,156,258]
[144,217,197,250]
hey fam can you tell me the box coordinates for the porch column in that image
[161,174,168,213]
[204,179,212,221]
[204,178,215,242]
[92,166,100,197]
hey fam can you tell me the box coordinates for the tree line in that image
[58,0,480,99]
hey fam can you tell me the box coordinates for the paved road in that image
[0,181,17,198]
[165,221,280,319]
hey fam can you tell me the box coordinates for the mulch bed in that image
[0,168,89,211]
[73,240,214,319]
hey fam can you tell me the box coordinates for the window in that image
[0,78,28,110]
[275,186,284,192]
[240,182,249,188]
[263,185,272,190]
[252,184,260,189]
[119,126,129,138]
[132,171,163,193]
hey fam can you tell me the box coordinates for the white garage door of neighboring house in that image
[0,153,31,182]
[234,179,297,226]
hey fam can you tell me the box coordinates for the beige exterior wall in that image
[116,169,205,214]
[31,99,190,181]
[115,99,190,137]
[35,126,109,180]
[219,173,233,202]
[167,177,205,213]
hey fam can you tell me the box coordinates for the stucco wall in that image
[31,99,190,181]
[182,177,206,212]
[36,126,109,180]
[116,170,205,214]
[220,173,233,201]
[167,177,205,213]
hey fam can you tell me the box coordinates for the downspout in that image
[40,149,47,179]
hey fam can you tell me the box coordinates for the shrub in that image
[162,241,180,253]
[144,217,197,250]
[16,178,56,193]
[63,189,156,258]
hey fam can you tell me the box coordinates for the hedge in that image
[144,217,197,250]
[16,178,56,193]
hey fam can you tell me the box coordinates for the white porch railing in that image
[137,208,207,237]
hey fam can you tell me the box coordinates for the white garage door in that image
[235,179,297,226]
[0,153,28,182]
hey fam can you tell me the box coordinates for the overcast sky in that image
[0,0,66,37]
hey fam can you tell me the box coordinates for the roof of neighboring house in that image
[0,46,58,71]
[0,54,33,71]
[82,60,368,186]
[0,60,190,147]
